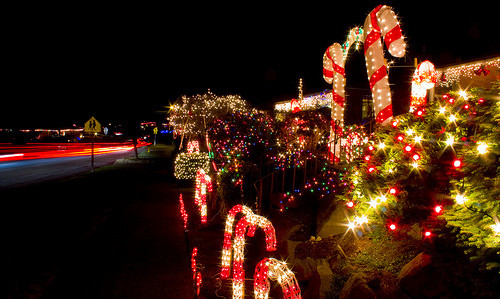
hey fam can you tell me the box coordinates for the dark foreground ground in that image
[0,155,194,298]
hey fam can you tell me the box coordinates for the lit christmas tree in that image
[342,81,499,272]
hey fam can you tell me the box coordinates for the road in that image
[0,144,145,188]
[0,156,193,298]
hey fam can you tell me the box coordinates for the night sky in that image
[3,1,498,128]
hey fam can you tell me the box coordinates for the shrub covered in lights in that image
[271,107,331,169]
[209,111,275,204]
[169,91,250,141]
[174,152,210,180]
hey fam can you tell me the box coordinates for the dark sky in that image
[3,1,498,128]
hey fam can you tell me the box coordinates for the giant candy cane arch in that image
[323,27,364,131]
[363,4,406,123]
[254,258,301,299]
[221,205,277,299]
[323,27,364,157]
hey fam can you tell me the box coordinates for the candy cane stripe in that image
[384,25,402,49]
[369,65,387,90]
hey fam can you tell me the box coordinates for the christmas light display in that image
[169,91,250,148]
[179,194,188,230]
[195,168,212,224]
[254,258,301,299]
[187,140,200,154]
[410,60,438,110]
[220,205,277,299]
[342,83,499,271]
[274,91,332,113]
[363,4,406,124]
[436,57,500,87]
[174,152,210,180]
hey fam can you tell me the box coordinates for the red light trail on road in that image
[0,142,148,162]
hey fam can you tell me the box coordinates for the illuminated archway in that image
[323,5,406,157]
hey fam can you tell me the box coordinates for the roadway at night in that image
[0,143,147,188]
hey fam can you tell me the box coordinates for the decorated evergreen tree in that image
[341,81,499,273]
[440,82,500,272]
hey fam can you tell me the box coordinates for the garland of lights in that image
[220,204,277,299]
[253,258,301,299]
[174,152,210,180]
[195,168,212,224]
[342,87,499,251]
[436,57,500,87]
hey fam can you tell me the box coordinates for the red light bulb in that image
[453,159,462,168]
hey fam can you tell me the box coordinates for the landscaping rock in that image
[317,204,348,238]
[292,257,317,281]
[340,272,377,299]
[286,240,302,261]
[303,259,333,299]
[397,252,445,298]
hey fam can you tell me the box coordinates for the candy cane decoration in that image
[323,28,364,158]
[195,168,212,224]
[323,27,364,130]
[254,258,301,299]
[363,4,406,124]
[220,205,277,299]
[221,204,255,279]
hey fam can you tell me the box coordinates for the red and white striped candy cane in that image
[323,43,346,159]
[254,258,301,299]
[323,42,345,129]
[364,5,406,123]
[232,215,276,299]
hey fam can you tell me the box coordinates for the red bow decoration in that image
[474,65,490,76]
